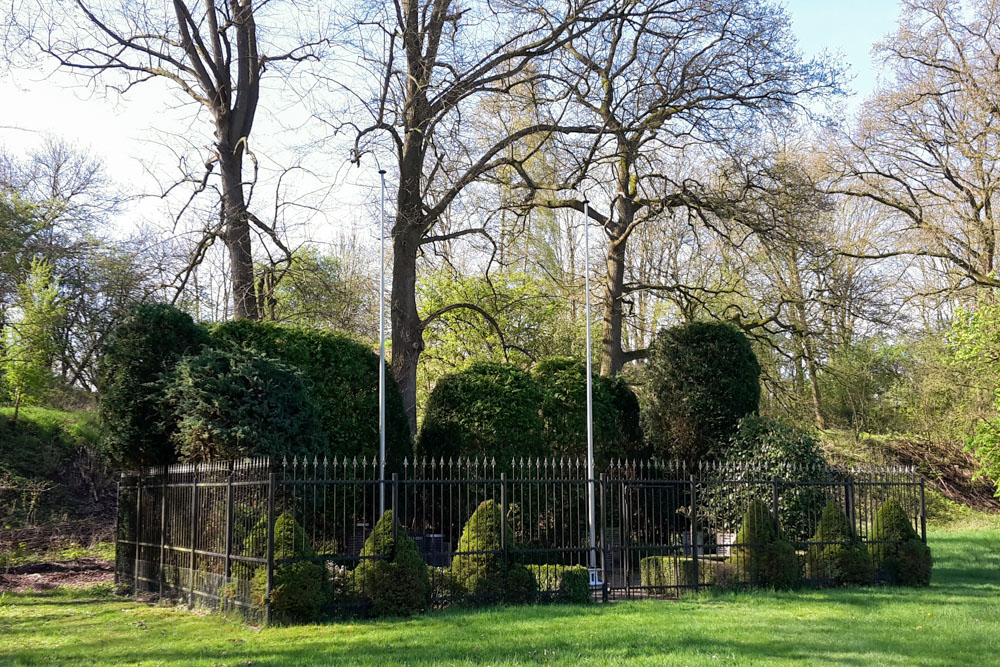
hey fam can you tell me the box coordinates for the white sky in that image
[0,0,903,240]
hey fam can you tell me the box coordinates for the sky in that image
[0,0,904,236]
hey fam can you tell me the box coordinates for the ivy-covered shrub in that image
[160,347,326,462]
[417,363,546,461]
[351,510,431,617]
[869,498,932,585]
[728,499,799,589]
[702,416,830,542]
[641,321,761,463]
[639,557,733,589]
[211,321,411,469]
[246,513,329,623]
[804,502,874,586]
[535,564,591,603]
[451,499,525,602]
[98,303,209,468]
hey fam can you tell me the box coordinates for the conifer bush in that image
[450,499,537,603]
[246,513,329,623]
[728,499,800,588]
[804,502,874,586]
[351,510,431,617]
[869,498,932,585]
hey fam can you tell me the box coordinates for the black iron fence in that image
[115,456,926,622]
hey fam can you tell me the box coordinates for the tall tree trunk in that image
[600,233,627,376]
[219,144,259,321]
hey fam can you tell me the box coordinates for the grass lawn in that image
[1,527,998,666]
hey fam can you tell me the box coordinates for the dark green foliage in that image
[704,416,829,542]
[638,557,733,589]
[246,513,329,624]
[641,321,761,462]
[729,499,800,588]
[98,303,209,468]
[351,511,431,617]
[804,503,874,586]
[429,566,464,602]
[870,498,932,585]
[450,499,511,600]
[535,565,591,603]
[532,357,646,463]
[210,321,411,468]
[161,347,326,462]
[504,564,539,605]
[417,363,546,460]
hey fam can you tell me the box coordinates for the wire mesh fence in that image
[115,456,926,623]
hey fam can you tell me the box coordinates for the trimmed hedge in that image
[870,498,932,586]
[351,510,431,617]
[535,564,591,603]
[641,321,760,463]
[417,363,547,461]
[804,502,874,586]
[211,321,411,469]
[729,499,800,589]
[160,347,326,462]
[98,303,209,468]
[639,556,733,589]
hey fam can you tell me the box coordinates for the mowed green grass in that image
[1,528,997,666]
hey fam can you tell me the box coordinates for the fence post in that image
[845,476,856,538]
[224,469,234,586]
[599,473,607,603]
[771,475,780,537]
[689,475,699,593]
[114,477,121,589]
[391,473,399,545]
[500,472,508,579]
[919,478,927,544]
[133,474,141,595]
[159,471,166,598]
[189,464,198,608]
[265,471,276,626]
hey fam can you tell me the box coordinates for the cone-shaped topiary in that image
[351,510,431,617]
[804,502,874,586]
[246,513,329,623]
[869,498,932,585]
[729,499,799,588]
[450,499,535,603]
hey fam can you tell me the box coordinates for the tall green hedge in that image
[98,303,209,468]
[641,321,760,462]
[160,347,326,462]
[417,363,546,461]
[210,321,411,468]
[533,357,619,462]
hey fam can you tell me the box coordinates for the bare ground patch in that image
[0,558,113,593]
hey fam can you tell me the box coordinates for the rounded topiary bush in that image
[703,416,829,542]
[161,347,326,462]
[533,357,618,462]
[870,498,932,585]
[351,510,431,617]
[804,502,874,586]
[729,499,799,589]
[211,321,411,469]
[98,303,209,468]
[450,499,513,601]
[246,513,329,623]
[641,321,760,462]
[417,363,546,461]
[535,565,591,603]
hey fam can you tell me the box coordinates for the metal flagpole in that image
[583,199,596,572]
[378,169,387,516]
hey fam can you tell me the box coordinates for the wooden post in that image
[265,472,276,625]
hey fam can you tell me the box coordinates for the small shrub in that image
[641,321,760,463]
[804,503,874,586]
[430,566,464,602]
[729,499,800,588]
[450,499,514,602]
[639,557,733,589]
[417,363,547,460]
[758,540,801,590]
[351,510,431,617]
[535,564,591,603]
[870,498,932,585]
[504,564,539,605]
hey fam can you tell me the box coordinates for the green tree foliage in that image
[820,340,905,434]
[351,511,431,617]
[417,362,546,460]
[210,321,411,468]
[729,499,800,589]
[804,502,874,586]
[160,347,326,462]
[1,258,64,421]
[97,303,209,469]
[703,416,829,542]
[869,498,932,586]
[641,322,761,462]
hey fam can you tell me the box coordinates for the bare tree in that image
[26,0,328,320]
